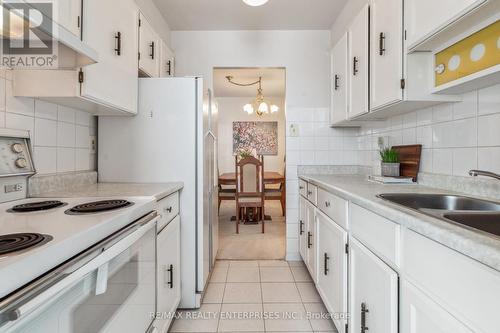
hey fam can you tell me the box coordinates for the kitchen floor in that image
[217,201,286,260]
[170,260,338,332]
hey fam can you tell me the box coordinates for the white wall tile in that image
[432,118,476,148]
[57,106,76,123]
[299,137,315,151]
[34,118,57,147]
[75,148,91,171]
[0,112,5,128]
[5,82,34,116]
[432,103,453,123]
[416,125,432,148]
[402,128,416,145]
[420,149,433,173]
[416,107,433,126]
[75,110,91,126]
[453,91,477,120]
[75,125,90,148]
[57,122,75,147]
[433,149,453,175]
[452,148,477,177]
[478,84,500,116]
[0,79,5,112]
[478,147,500,174]
[478,113,500,147]
[6,112,34,133]
[57,147,75,173]
[35,100,58,120]
[314,137,329,151]
[34,147,57,174]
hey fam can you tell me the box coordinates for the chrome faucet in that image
[469,170,500,181]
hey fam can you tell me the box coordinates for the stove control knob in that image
[15,158,27,169]
[11,143,24,153]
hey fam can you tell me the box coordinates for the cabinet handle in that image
[353,57,359,76]
[324,252,330,276]
[114,32,122,56]
[325,201,331,208]
[308,190,313,196]
[167,60,172,75]
[379,32,386,56]
[334,74,340,90]
[299,220,304,235]
[164,206,173,213]
[299,186,304,190]
[150,42,155,59]
[166,264,173,289]
[361,302,369,333]
[307,231,312,249]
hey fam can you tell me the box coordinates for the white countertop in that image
[300,174,500,272]
[37,182,184,201]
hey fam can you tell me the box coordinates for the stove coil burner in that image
[66,200,134,215]
[0,233,53,256]
[9,201,67,213]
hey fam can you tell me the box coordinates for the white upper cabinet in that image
[139,13,160,78]
[348,5,370,119]
[52,0,81,37]
[81,0,139,114]
[316,211,348,333]
[349,237,398,333]
[370,0,403,110]
[330,32,349,125]
[406,0,488,51]
[159,40,175,77]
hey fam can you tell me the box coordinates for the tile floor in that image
[170,260,338,332]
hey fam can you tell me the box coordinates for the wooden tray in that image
[391,144,422,182]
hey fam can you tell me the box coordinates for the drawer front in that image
[317,188,348,229]
[157,192,179,231]
[299,179,307,197]
[350,204,400,267]
[403,229,500,333]
[306,183,318,206]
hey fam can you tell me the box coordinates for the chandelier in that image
[226,75,279,117]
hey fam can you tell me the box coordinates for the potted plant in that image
[379,147,400,177]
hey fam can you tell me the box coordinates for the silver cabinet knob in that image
[15,158,27,168]
[435,63,445,74]
[164,206,173,213]
[11,143,23,153]
[325,201,331,208]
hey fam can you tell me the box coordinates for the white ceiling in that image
[213,68,286,98]
[153,0,348,31]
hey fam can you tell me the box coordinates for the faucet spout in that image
[469,170,500,181]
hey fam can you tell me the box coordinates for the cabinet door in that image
[349,237,398,333]
[299,196,307,262]
[159,40,175,77]
[370,0,403,110]
[401,280,474,333]
[157,216,181,332]
[330,32,349,125]
[348,4,370,119]
[53,0,81,36]
[305,201,317,282]
[406,0,486,47]
[81,0,139,114]
[139,13,159,77]
[316,211,348,333]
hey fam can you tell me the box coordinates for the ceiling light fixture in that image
[242,0,269,7]
[226,75,279,117]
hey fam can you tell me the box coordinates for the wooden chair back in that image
[235,155,264,198]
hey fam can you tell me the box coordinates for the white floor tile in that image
[223,283,262,304]
[296,283,322,303]
[218,303,264,332]
[290,266,312,282]
[227,267,260,283]
[261,283,301,303]
[203,283,225,304]
[303,303,338,332]
[263,303,312,332]
[170,304,221,333]
[260,267,294,282]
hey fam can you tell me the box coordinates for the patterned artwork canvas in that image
[233,121,278,156]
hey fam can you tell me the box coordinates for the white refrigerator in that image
[98,77,219,309]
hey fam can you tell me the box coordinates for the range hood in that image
[1,1,98,69]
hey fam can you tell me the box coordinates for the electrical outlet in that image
[289,124,299,137]
[89,136,97,154]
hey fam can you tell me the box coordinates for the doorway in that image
[213,67,287,260]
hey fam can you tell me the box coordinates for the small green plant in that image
[239,149,253,159]
[380,147,399,163]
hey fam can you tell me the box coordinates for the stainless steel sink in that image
[378,193,500,238]
[378,193,500,212]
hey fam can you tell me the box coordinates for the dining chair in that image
[264,155,286,216]
[235,155,265,234]
[218,165,236,211]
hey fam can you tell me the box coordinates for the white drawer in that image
[350,204,400,267]
[157,191,179,231]
[306,183,318,206]
[403,229,500,333]
[317,188,347,229]
[299,179,307,197]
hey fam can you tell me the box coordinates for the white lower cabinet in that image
[316,210,348,333]
[401,280,474,333]
[155,215,181,332]
[349,237,398,333]
[299,196,307,261]
[305,200,317,282]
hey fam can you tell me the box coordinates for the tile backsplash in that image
[0,70,97,175]
[356,83,500,177]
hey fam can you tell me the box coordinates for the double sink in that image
[378,193,500,238]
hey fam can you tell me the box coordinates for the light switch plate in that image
[89,136,97,154]
[289,124,299,137]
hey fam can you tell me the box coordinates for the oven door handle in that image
[0,212,158,328]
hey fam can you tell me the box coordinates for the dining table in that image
[219,171,286,222]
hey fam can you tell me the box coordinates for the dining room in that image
[214,67,287,260]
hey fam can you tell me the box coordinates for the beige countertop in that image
[37,182,184,201]
[300,174,500,272]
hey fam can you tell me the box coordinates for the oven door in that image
[0,212,158,333]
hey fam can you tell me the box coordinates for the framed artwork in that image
[233,121,278,156]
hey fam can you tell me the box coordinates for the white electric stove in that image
[0,130,159,333]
